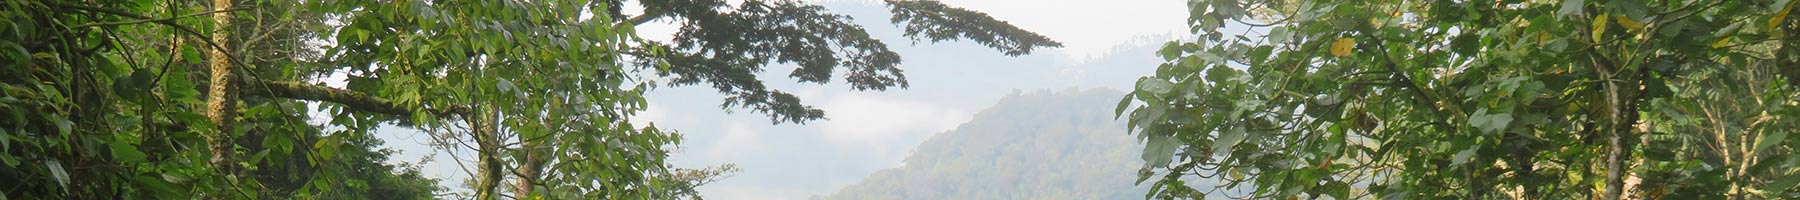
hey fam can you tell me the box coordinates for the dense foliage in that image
[1,0,441,198]
[1,0,1054,199]
[822,89,1150,200]
[1123,0,1800,199]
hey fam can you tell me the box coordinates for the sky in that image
[363,0,1190,198]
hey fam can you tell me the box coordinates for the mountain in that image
[815,88,1149,200]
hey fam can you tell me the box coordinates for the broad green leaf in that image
[1213,126,1246,155]
[133,175,185,199]
[1766,171,1800,193]
[46,160,68,188]
[1755,132,1789,154]
[54,117,70,136]
[109,140,147,163]
[1450,34,1479,56]
[1471,111,1512,134]
[1558,0,1585,18]
[1267,27,1292,44]
[1451,147,1477,166]
[1158,42,1183,60]
[1138,78,1175,94]
[1130,106,1163,132]
[497,79,518,93]
[1143,134,1178,168]
[1115,95,1134,119]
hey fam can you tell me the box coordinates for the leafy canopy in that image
[1123,0,1800,199]
[0,0,1058,199]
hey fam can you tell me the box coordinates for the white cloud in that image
[631,102,672,130]
[816,94,971,164]
[924,0,1188,58]
[704,120,765,159]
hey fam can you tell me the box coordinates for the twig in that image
[71,8,248,29]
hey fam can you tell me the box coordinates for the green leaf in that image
[1755,132,1789,154]
[46,160,68,188]
[1213,126,1246,155]
[113,69,156,100]
[1471,110,1512,134]
[0,154,16,167]
[1765,169,1800,194]
[0,41,28,67]
[1558,0,1584,18]
[180,45,202,64]
[249,149,271,165]
[109,140,147,163]
[54,117,71,136]
[1450,34,1479,56]
[0,129,8,152]
[1115,95,1135,119]
[133,175,185,199]
[1204,66,1237,82]
[1591,13,1610,42]
[1158,42,1183,60]
[1143,134,1178,168]
[1137,78,1175,94]
[1451,147,1478,166]
[1267,27,1292,44]
[162,173,189,184]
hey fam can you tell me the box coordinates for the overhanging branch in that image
[611,9,663,30]
[240,79,468,117]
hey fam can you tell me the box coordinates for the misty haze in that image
[5,0,1796,199]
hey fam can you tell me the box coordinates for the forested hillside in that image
[819,89,1149,200]
[0,0,1056,199]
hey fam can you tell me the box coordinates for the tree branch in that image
[1367,35,1456,132]
[239,79,468,117]
[611,9,663,30]
[71,7,248,29]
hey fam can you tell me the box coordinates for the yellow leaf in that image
[1772,0,1797,31]
[1712,38,1732,49]
[1615,15,1644,32]
[1592,14,1610,42]
[1331,38,1355,57]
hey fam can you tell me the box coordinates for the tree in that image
[1,0,1056,199]
[1121,0,1800,199]
[3,0,437,198]
[298,0,1055,198]
[655,164,741,200]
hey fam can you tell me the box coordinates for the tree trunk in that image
[515,141,544,196]
[204,0,237,170]
[1604,128,1626,200]
[473,108,504,200]
[1586,42,1641,200]
[1601,55,1649,200]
